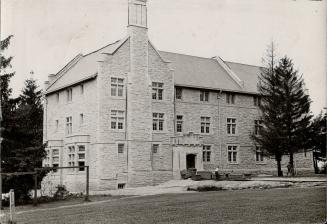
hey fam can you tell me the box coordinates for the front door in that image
[186,154,196,170]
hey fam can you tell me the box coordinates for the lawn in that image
[14,187,326,224]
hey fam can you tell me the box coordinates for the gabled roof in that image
[46,37,129,94]
[225,61,262,93]
[159,51,261,94]
[46,37,261,95]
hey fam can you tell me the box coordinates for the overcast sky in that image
[1,0,326,114]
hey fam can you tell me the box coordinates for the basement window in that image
[118,183,126,189]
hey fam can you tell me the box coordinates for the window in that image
[80,114,84,126]
[226,93,235,104]
[227,145,237,163]
[227,118,236,135]
[253,96,261,106]
[80,84,84,94]
[68,146,75,167]
[200,90,209,102]
[118,183,126,189]
[78,145,86,171]
[66,116,72,135]
[152,82,163,100]
[176,115,183,133]
[111,110,125,130]
[52,149,59,172]
[203,145,211,162]
[152,144,159,153]
[176,87,182,100]
[200,117,210,134]
[153,113,164,131]
[56,93,60,103]
[255,146,264,163]
[55,120,59,132]
[118,143,124,153]
[66,88,72,102]
[111,77,124,97]
[44,149,50,167]
[254,120,263,135]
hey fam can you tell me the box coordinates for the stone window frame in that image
[227,144,239,164]
[80,84,84,95]
[255,146,265,164]
[176,115,183,133]
[111,110,125,131]
[202,145,212,163]
[67,144,87,172]
[66,116,73,135]
[152,113,165,131]
[66,88,73,102]
[152,82,164,100]
[111,77,124,97]
[226,117,237,136]
[226,93,235,104]
[151,143,160,154]
[55,120,59,132]
[77,145,86,171]
[67,145,76,169]
[175,87,183,100]
[79,113,84,127]
[117,142,125,154]
[253,95,261,107]
[200,116,211,134]
[254,120,263,136]
[44,149,50,167]
[200,90,209,102]
[56,92,60,103]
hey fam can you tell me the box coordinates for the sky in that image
[1,0,326,114]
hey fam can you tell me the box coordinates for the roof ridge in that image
[83,39,122,57]
[225,60,261,68]
[158,50,212,60]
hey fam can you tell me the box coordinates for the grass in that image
[13,187,326,224]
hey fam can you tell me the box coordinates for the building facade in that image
[42,0,312,192]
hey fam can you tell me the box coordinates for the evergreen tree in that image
[309,112,326,173]
[252,42,286,176]
[3,78,47,201]
[275,57,312,176]
[253,53,312,176]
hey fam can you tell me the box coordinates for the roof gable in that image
[46,37,129,94]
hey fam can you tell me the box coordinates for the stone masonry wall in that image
[175,88,313,174]
[44,78,99,192]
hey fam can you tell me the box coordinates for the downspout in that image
[218,90,223,171]
[125,73,129,182]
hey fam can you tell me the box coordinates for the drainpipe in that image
[217,90,223,171]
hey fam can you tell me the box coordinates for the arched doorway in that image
[186,154,196,170]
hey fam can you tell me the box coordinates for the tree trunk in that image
[289,152,295,176]
[312,151,319,174]
[276,157,283,176]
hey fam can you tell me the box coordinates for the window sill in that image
[227,162,239,165]
[110,96,125,99]
[153,131,168,134]
[200,132,212,135]
[111,129,125,133]
[227,134,238,137]
[256,162,266,165]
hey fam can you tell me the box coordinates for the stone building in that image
[42,0,313,191]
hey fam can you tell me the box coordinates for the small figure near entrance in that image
[214,166,219,180]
